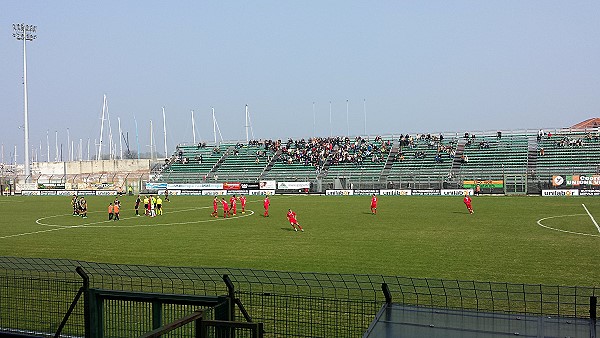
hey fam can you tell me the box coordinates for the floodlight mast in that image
[13,23,37,183]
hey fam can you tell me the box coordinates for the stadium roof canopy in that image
[571,117,600,129]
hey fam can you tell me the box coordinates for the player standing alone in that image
[263,195,270,217]
[370,194,378,215]
[286,209,304,232]
[463,194,474,214]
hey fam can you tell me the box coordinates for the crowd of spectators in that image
[262,136,393,169]
[395,133,455,163]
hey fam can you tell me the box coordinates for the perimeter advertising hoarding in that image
[249,190,275,196]
[17,183,37,191]
[146,182,168,190]
[441,189,474,196]
[223,183,241,190]
[379,189,412,196]
[259,181,277,190]
[353,189,379,195]
[57,190,77,196]
[242,183,260,190]
[277,182,310,190]
[38,183,66,190]
[93,183,115,190]
[411,190,441,196]
[542,189,579,196]
[21,190,96,196]
[552,175,600,187]
[166,183,223,190]
[325,190,354,196]
[579,190,600,196]
[462,180,504,188]
[200,190,227,196]
[95,190,118,196]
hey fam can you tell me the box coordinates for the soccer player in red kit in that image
[463,194,474,214]
[230,195,238,216]
[263,196,270,217]
[370,194,378,214]
[287,209,303,232]
[211,196,219,217]
[240,195,247,214]
[221,198,230,218]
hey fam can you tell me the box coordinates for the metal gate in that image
[504,174,527,195]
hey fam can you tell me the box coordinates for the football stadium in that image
[3,2,600,337]
[1,122,600,337]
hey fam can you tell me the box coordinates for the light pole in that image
[13,23,37,183]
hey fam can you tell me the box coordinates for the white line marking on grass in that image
[71,209,255,228]
[1,209,256,239]
[582,204,600,234]
[536,214,600,238]
[0,225,86,239]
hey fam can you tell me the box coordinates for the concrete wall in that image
[32,159,151,175]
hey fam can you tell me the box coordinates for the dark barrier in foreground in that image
[0,256,598,337]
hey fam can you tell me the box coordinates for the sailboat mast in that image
[162,107,167,158]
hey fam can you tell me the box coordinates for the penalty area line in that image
[582,204,600,235]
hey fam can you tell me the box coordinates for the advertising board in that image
[441,189,474,196]
[379,189,412,196]
[325,190,354,196]
[542,189,579,196]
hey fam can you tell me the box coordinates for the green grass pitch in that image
[0,194,598,287]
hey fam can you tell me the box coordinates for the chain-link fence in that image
[0,256,598,337]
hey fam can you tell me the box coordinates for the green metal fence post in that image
[591,296,597,338]
[76,266,91,338]
[152,300,162,330]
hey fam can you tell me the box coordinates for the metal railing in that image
[0,256,598,337]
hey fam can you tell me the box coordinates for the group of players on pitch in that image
[71,195,89,218]
[71,191,474,231]
[370,193,474,214]
[210,194,304,232]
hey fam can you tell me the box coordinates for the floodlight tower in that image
[13,23,37,183]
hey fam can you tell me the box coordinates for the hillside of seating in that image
[154,128,600,184]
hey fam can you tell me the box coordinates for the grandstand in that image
[150,125,600,194]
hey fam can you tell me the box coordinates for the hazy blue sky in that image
[2,1,599,162]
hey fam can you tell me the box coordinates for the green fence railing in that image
[0,256,598,337]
